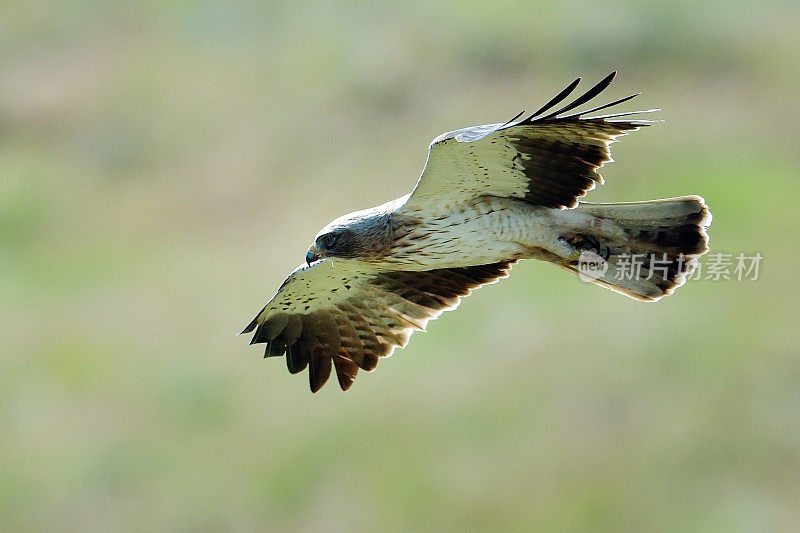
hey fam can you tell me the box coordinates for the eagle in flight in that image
[241,72,711,392]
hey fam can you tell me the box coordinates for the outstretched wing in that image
[402,72,659,211]
[241,259,515,392]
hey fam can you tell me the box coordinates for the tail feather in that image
[562,196,711,301]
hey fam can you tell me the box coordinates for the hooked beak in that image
[306,245,318,266]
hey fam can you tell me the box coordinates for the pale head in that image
[305,206,394,265]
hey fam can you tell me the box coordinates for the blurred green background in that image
[2,1,799,530]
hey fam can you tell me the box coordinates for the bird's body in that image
[375,195,528,269]
[242,73,712,392]
[364,197,584,269]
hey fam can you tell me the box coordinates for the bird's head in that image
[306,228,350,265]
[305,209,393,265]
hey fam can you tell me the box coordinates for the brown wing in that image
[403,72,659,211]
[241,260,515,392]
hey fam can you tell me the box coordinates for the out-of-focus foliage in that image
[2,1,799,530]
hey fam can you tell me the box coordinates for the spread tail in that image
[557,196,712,301]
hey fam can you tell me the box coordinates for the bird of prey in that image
[241,72,711,392]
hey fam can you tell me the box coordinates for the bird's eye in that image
[320,233,337,248]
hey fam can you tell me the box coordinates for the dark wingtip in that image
[249,324,265,345]
[310,377,324,393]
[600,71,618,86]
[239,317,258,336]
[308,351,332,393]
[500,109,526,129]
[558,92,642,120]
[332,353,358,391]
[520,76,581,123]
[536,71,619,121]
[506,71,627,128]
[264,339,286,358]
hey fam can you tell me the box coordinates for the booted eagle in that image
[241,72,711,392]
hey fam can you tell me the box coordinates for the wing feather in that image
[403,72,656,211]
[309,344,332,393]
[243,259,515,391]
[332,348,359,391]
[525,76,581,119]
[534,71,617,121]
